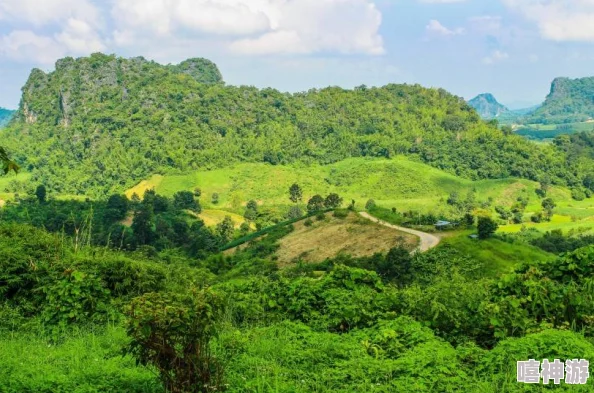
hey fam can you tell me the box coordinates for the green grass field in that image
[442,233,556,276]
[515,121,594,140]
[124,156,594,232]
[126,156,575,213]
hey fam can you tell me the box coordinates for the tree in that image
[246,200,258,212]
[289,183,302,204]
[324,193,343,209]
[243,200,258,221]
[307,195,325,213]
[463,213,475,227]
[365,199,376,210]
[125,290,225,393]
[383,246,413,286]
[173,191,200,213]
[211,193,219,205]
[35,185,47,203]
[216,216,234,244]
[287,205,303,220]
[239,222,250,236]
[537,175,551,197]
[193,187,202,197]
[132,203,155,245]
[542,198,556,220]
[104,194,129,224]
[477,216,498,239]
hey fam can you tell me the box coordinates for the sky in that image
[1,0,594,110]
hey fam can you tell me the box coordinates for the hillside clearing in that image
[275,211,418,265]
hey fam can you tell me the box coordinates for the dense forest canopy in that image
[0,53,591,197]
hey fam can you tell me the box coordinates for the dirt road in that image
[358,212,441,253]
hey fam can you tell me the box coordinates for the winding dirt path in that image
[358,212,441,253]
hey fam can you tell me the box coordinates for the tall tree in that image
[289,183,303,204]
[132,203,155,245]
[35,185,47,203]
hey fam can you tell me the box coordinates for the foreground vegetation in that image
[2,215,594,392]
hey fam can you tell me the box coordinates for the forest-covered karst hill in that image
[0,53,587,197]
[526,76,594,124]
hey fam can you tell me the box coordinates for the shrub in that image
[572,188,586,201]
[41,270,111,330]
[304,218,314,227]
[125,289,225,393]
[477,217,498,239]
[286,205,303,220]
[332,209,349,219]
[365,199,376,210]
[316,212,326,221]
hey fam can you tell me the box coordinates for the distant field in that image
[499,214,594,235]
[515,121,594,140]
[274,211,418,265]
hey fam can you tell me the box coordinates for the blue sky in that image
[1,0,594,109]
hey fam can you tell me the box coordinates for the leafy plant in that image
[125,290,225,393]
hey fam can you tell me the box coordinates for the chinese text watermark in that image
[517,359,589,384]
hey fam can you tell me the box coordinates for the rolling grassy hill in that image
[125,156,574,210]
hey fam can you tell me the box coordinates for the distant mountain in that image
[467,93,509,119]
[0,108,14,127]
[526,77,594,124]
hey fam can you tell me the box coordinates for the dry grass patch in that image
[275,212,418,265]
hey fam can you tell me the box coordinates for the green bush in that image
[41,270,112,331]
[125,290,225,393]
[304,218,314,227]
[332,209,349,219]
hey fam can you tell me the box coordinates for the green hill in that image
[0,108,13,127]
[526,76,594,124]
[0,53,585,198]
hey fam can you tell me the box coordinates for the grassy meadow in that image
[124,156,594,235]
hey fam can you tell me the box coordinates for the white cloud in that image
[112,0,385,55]
[483,50,509,64]
[425,19,464,36]
[0,30,65,64]
[503,0,594,42]
[0,0,105,63]
[55,18,106,54]
[0,0,99,26]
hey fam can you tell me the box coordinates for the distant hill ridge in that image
[0,53,584,196]
[467,93,509,119]
[0,108,14,128]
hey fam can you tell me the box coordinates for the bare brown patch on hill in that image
[275,212,418,266]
